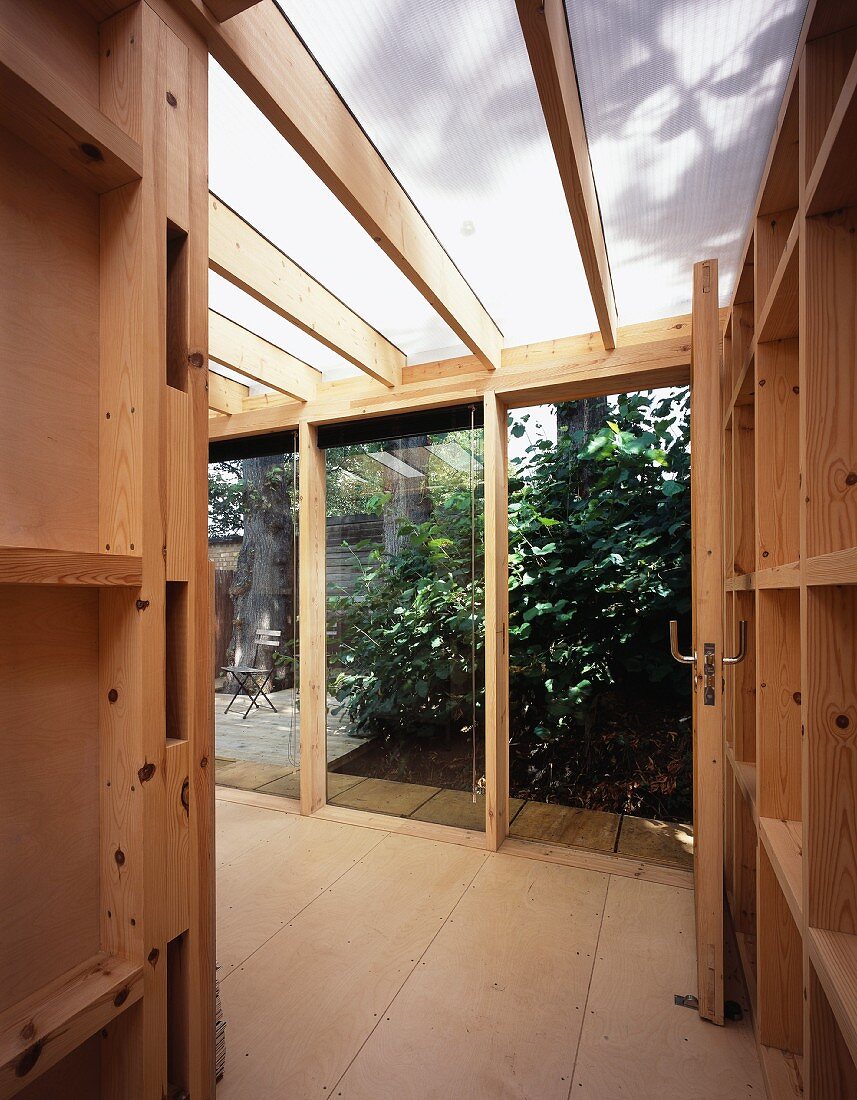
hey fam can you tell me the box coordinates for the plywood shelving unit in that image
[721,1,857,1094]
[0,1,213,1096]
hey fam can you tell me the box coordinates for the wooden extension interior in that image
[2,0,857,1096]
[721,1,857,1094]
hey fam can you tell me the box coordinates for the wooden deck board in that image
[328,777,442,817]
[510,800,620,851]
[617,815,694,869]
[216,813,384,977]
[216,831,486,1097]
[215,758,295,790]
[336,854,608,1098]
[571,876,763,1097]
[410,788,525,831]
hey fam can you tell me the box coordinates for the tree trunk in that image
[229,454,296,689]
[556,395,609,438]
[380,435,432,556]
[556,396,609,496]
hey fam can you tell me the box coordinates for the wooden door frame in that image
[691,258,725,1024]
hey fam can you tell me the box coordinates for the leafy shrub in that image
[329,390,692,818]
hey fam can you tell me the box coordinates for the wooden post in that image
[484,392,509,852]
[299,421,328,815]
[691,258,725,1025]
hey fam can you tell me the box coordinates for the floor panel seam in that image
[328,850,492,1094]
[219,828,391,982]
[567,873,612,1099]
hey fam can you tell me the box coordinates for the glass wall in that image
[324,419,485,830]
[506,390,693,866]
[208,441,301,797]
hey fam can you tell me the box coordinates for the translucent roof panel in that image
[249,0,597,350]
[209,61,460,377]
[566,0,808,322]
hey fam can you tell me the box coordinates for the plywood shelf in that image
[0,952,143,1096]
[727,746,758,822]
[756,561,800,589]
[808,927,857,1068]
[806,48,857,216]
[0,547,142,587]
[759,817,803,927]
[805,546,857,586]
[736,928,758,1015]
[725,563,800,591]
[0,23,143,194]
[723,341,755,428]
[758,1045,803,1100]
[757,219,798,343]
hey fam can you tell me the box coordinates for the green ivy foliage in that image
[508,390,691,738]
[329,390,692,815]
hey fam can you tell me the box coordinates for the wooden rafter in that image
[173,0,503,370]
[209,309,320,402]
[516,0,618,350]
[208,369,249,415]
[210,194,403,388]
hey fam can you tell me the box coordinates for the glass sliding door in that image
[506,390,693,867]
[323,410,485,830]
[208,434,300,797]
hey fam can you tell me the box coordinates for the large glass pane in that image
[325,423,485,830]
[209,445,300,797]
[507,390,693,867]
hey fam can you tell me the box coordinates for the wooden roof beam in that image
[208,369,249,415]
[208,311,711,441]
[516,0,618,350]
[209,309,320,402]
[174,0,503,370]
[210,194,403,388]
[204,1,264,22]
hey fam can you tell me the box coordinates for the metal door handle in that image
[723,620,748,665]
[669,620,696,665]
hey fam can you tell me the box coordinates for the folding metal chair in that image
[222,629,282,720]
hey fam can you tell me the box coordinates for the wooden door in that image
[691,258,725,1024]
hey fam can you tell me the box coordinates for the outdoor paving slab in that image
[255,770,366,801]
[509,801,620,851]
[216,758,296,790]
[616,814,694,869]
[410,788,527,831]
[328,777,441,817]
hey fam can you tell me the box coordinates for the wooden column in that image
[484,392,509,852]
[299,421,328,815]
[691,258,725,1025]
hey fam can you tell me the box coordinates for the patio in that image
[215,692,692,869]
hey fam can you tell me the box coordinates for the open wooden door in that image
[690,258,725,1024]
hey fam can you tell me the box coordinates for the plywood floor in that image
[215,795,762,1099]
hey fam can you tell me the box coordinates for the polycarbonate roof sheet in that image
[565,0,808,321]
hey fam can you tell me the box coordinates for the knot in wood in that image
[16,1042,42,1077]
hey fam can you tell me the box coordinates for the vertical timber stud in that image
[184,19,215,1097]
[484,392,510,851]
[99,3,213,1094]
[691,259,725,1025]
[299,422,327,815]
